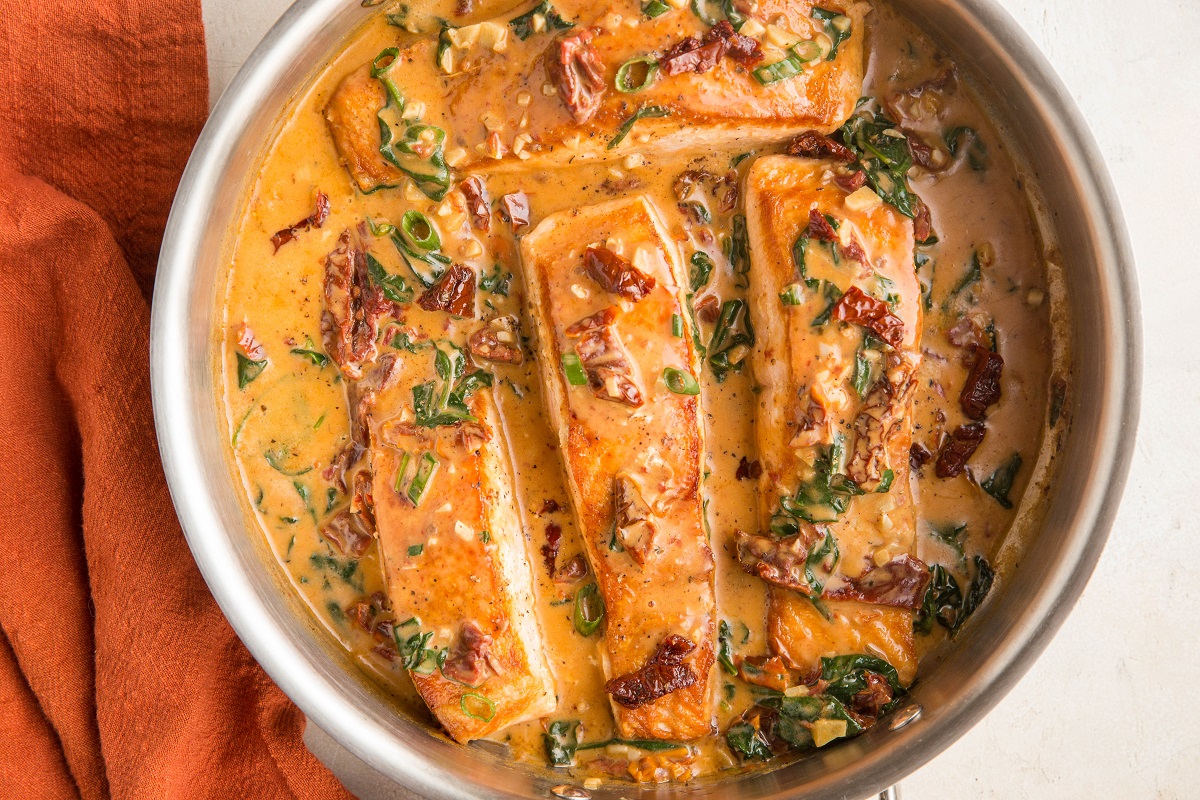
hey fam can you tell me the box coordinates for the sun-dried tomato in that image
[540,498,562,514]
[660,21,762,77]
[935,422,986,478]
[960,344,1003,420]
[840,236,868,264]
[417,263,476,317]
[575,324,644,407]
[825,554,931,609]
[322,228,393,378]
[912,195,934,244]
[787,131,856,163]
[909,442,932,470]
[541,522,562,578]
[735,456,762,481]
[584,245,656,302]
[441,621,493,687]
[554,554,589,583]
[735,530,818,593]
[235,322,266,361]
[546,29,606,124]
[271,191,330,252]
[738,655,790,692]
[565,305,618,335]
[831,286,905,348]
[850,671,894,719]
[606,634,698,709]
[460,176,491,232]
[499,192,530,232]
[805,208,838,242]
[468,316,523,364]
[320,508,374,557]
[835,170,867,192]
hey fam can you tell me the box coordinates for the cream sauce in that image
[218,0,1068,785]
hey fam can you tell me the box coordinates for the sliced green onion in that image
[407,452,439,506]
[615,57,658,93]
[642,0,670,16]
[753,53,804,85]
[366,217,396,237]
[671,313,684,337]
[400,209,441,250]
[792,40,823,62]
[461,692,496,721]
[562,352,587,386]
[370,47,399,78]
[607,105,671,150]
[663,367,701,396]
[393,451,412,492]
[573,583,605,636]
[407,543,424,557]
[779,283,805,305]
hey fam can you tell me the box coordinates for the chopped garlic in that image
[462,239,484,258]
[583,778,602,790]
[978,241,996,266]
[401,101,425,121]
[444,147,468,167]
[404,180,426,203]
[784,684,810,698]
[542,82,557,96]
[1026,287,1044,306]
[623,153,645,169]
[811,718,849,748]
[765,23,799,48]
[516,90,532,107]
[873,545,892,566]
[454,520,473,540]
[512,132,533,155]
[739,18,766,38]
[480,111,505,132]
[845,186,883,211]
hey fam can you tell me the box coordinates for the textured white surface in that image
[199,0,1200,796]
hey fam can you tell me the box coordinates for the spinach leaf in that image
[838,109,917,218]
[771,436,863,532]
[236,353,267,388]
[413,344,493,427]
[367,253,414,303]
[943,249,983,311]
[726,722,771,760]
[957,555,995,634]
[981,452,1022,509]
[509,0,574,40]
[810,281,844,326]
[577,738,686,752]
[543,719,579,766]
[393,626,441,673]
[944,126,989,171]
[689,251,715,291]
[915,250,934,312]
[820,654,901,705]
[264,448,313,476]
[707,298,755,382]
[914,563,962,635]
[717,620,738,676]
[930,522,968,559]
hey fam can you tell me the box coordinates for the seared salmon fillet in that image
[520,196,716,740]
[741,153,923,679]
[325,0,868,191]
[321,229,556,742]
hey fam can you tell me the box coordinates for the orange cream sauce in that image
[218,0,1068,784]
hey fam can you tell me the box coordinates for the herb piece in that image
[479,529,491,543]
[671,313,684,337]
[294,481,317,524]
[407,543,424,557]
[663,367,700,396]
[642,0,670,17]
[391,229,449,289]
[914,563,960,635]
[366,217,396,237]
[876,469,895,493]
[264,448,312,476]
[390,331,431,352]
[717,620,737,676]
[726,722,772,760]
[726,214,750,289]
[851,337,879,396]
[310,552,363,591]
[280,516,300,525]
[399,209,441,251]
[379,120,451,202]
[479,264,512,296]
[394,626,439,673]
[406,452,439,506]
[708,298,755,382]
[509,0,574,40]
[543,719,579,766]
[573,582,605,636]
[811,7,851,60]
[616,56,658,92]
[931,523,967,558]
[981,452,1022,509]
[576,738,688,752]
[957,555,995,633]
[689,251,715,291]
[607,105,671,150]
[944,126,989,171]
[325,487,338,513]
[915,250,934,311]
[326,601,346,625]
[779,283,805,306]
[561,352,587,386]
[810,281,844,327]
[236,353,267,388]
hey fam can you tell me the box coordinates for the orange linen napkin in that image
[0,3,353,798]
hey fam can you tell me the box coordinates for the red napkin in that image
[0,3,353,797]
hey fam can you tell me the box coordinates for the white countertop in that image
[199,1,1200,796]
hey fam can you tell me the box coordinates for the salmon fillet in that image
[742,153,923,680]
[520,195,716,740]
[325,0,869,191]
[322,229,556,742]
